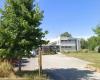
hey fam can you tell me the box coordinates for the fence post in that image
[38,47,42,77]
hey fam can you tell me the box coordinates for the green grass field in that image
[63,52,100,68]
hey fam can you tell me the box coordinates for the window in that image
[65,46,72,48]
[61,46,65,48]
[61,46,72,48]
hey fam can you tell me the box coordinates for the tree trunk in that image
[18,58,21,72]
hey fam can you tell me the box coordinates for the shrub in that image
[80,49,89,53]
[0,61,14,77]
[62,50,80,54]
[61,51,71,54]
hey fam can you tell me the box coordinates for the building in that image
[49,36,81,52]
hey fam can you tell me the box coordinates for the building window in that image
[61,46,72,48]
[61,46,65,48]
[65,46,72,48]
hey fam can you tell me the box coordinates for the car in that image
[30,50,37,57]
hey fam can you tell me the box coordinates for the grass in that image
[15,70,48,80]
[0,70,48,80]
[0,60,48,80]
[63,52,100,68]
[0,61,48,80]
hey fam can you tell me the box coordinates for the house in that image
[49,36,81,52]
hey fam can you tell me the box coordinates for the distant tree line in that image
[60,26,100,52]
[80,25,100,52]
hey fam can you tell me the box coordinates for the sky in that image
[0,0,100,40]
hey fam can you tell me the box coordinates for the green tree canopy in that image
[87,36,98,50]
[93,24,100,36]
[60,32,72,37]
[0,0,47,60]
[86,25,100,51]
[80,39,88,49]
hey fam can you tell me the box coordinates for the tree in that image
[93,24,100,36]
[87,36,98,50]
[60,32,72,37]
[0,0,47,71]
[85,25,100,51]
[80,39,88,49]
[92,25,100,52]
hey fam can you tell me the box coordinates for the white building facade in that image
[51,36,81,52]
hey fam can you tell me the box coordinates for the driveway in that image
[19,54,100,80]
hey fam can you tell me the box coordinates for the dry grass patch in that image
[0,61,48,80]
[63,52,100,68]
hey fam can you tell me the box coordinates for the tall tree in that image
[60,32,72,37]
[92,25,100,51]
[93,24,100,36]
[0,0,47,71]
[87,36,98,50]
[80,39,88,49]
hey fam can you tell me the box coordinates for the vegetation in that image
[63,52,100,68]
[0,0,48,71]
[60,30,99,52]
[80,39,88,49]
[80,37,99,51]
[94,24,100,36]
[0,61,14,77]
[60,29,100,52]
[15,70,48,80]
[87,36,99,51]
[0,0,49,78]
[60,32,72,37]
[80,25,100,52]
[0,61,48,79]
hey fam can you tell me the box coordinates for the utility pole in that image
[38,46,42,77]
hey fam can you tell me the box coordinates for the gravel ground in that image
[18,54,100,80]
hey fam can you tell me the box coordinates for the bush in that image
[61,51,71,54]
[0,61,14,77]
[80,49,89,53]
[98,47,100,53]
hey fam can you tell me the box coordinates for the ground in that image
[16,53,100,80]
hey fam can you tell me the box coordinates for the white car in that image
[30,50,37,57]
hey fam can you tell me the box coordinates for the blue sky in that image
[38,0,100,40]
[1,0,100,40]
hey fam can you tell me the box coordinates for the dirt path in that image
[20,54,100,80]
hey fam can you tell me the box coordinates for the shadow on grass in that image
[43,68,95,80]
[15,70,39,78]
[15,70,48,80]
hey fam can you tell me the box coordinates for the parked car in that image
[30,50,37,57]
